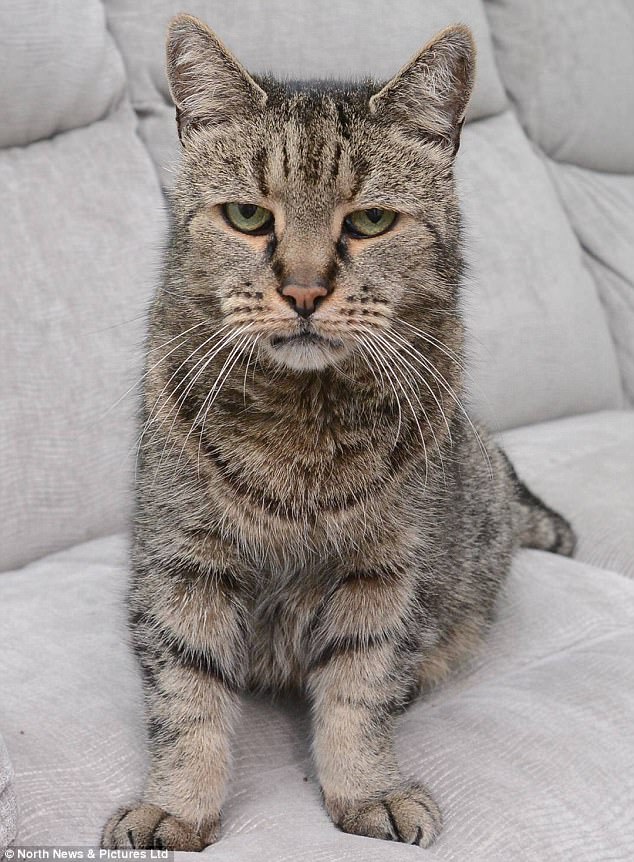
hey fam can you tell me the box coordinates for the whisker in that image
[242,334,260,406]
[104,322,205,420]
[150,324,254,481]
[396,317,465,370]
[378,328,453,444]
[352,334,402,441]
[193,332,255,476]
[351,337,383,391]
[386,327,491,475]
[146,320,207,354]
[136,322,231,457]
[371,336,429,488]
[140,323,241,458]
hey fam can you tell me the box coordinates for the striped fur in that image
[102,14,576,851]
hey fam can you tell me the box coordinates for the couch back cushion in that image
[485,0,634,404]
[0,1,166,571]
[105,0,508,190]
[0,2,125,148]
[456,111,622,429]
[484,0,634,174]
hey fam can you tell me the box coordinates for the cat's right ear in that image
[166,14,267,144]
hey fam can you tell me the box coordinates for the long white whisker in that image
[378,328,453,445]
[136,323,231,458]
[194,332,254,476]
[387,327,491,475]
[367,328,446,486]
[353,334,402,440]
[143,324,247,466]
[242,334,260,406]
[372,336,429,487]
[146,320,207,354]
[396,317,465,370]
[104,323,205,419]
[151,325,254,480]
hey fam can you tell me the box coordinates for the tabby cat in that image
[102,14,576,851]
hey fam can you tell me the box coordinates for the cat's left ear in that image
[369,25,475,157]
[166,14,267,144]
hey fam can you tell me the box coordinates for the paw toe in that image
[336,784,442,848]
[102,803,209,851]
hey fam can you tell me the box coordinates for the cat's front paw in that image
[332,784,443,847]
[101,803,218,851]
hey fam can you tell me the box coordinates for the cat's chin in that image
[264,333,346,372]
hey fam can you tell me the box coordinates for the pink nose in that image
[280,283,329,319]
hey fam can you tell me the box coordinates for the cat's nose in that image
[279,283,329,319]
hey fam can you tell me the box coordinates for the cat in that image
[102,13,576,851]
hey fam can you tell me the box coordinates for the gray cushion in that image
[105,0,508,190]
[545,163,634,405]
[0,0,125,147]
[0,736,17,855]
[500,410,634,579]
[484,0,634,173]
[457,111,622,431]
[1,520,634,858]
[0,103,166,572]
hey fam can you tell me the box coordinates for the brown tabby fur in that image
[102,14,576,851]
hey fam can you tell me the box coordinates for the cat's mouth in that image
[265,329,346,371]
[270,332,342,349]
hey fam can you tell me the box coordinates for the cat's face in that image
[166,16,474,373]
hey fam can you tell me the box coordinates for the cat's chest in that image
[205,393,401,516]
[245,564,332,691]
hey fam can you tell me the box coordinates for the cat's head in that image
[165,14,474,373]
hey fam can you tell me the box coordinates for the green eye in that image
[344,208,397,238]
[223,203,273,234]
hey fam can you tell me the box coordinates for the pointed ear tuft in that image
[369,25,476,156]
[166,14,267,143]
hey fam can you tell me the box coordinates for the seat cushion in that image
[0,736,17,854]
[1,532,634,859]
[500,410,634,579]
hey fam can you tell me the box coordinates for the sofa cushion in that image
[0,736,17,855]
[484,0,634,173]
[500,410,634,580]
[0,0,126,148]
[1,533,634,858]
[457,111,622,430]
[545,164,634,405]
[0,103,166,572]
[105,0,507,189]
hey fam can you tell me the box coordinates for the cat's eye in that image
[344,208,397,238]
[223,203,274,235]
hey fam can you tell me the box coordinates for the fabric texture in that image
[545,163,634,405]
[500,411,634,580]
[104,0,507,190]
[484,0,634,173]
[1,532,633,859]
[0,103,167,572]
[0,736,17,855]
[0,0,126,148]
[456,111,622,431]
